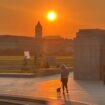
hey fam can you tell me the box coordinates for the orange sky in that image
[0,0,105,39]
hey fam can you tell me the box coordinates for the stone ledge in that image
[0,67,73,78]
[0,73,35,78]
[0,95,47,105]
[0,94,91,105]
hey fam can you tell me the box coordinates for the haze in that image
[0,0,105,38]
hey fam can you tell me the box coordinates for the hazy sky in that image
[0,0,105,38]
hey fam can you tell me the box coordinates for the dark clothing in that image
[61,68,69,78]
[23,57,28,67]
[61,68,69,93]
[61,77,68,93]
[61,77,68,83]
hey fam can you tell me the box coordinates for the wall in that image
[73,29,105,80]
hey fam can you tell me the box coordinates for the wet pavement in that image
[0,73,105,105]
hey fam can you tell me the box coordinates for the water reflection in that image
[63,93,71,105]
[56,92,72,105]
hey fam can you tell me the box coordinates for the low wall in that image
[36,67,73,76]
[0,67,73,77]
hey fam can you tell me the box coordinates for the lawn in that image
[0,56,74,73]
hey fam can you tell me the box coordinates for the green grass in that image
[0,56,74,73]
[56,56,73,67]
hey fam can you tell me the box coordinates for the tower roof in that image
[36,21,42,27]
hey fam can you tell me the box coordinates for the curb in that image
[0,95,47,104]
[0,73,35,78]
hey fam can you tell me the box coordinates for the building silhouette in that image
[73,29,105,80]
[0,22,73,56]
[35,21,42,40]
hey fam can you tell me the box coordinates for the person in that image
[23,56,28,68]
[60,64,69,94]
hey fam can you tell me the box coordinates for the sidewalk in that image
[0,73,104,105]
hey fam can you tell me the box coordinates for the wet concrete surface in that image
[0,73,104,105]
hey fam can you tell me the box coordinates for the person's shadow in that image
[57,92,71,105]
[63,93,71,105]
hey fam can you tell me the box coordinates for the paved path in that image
[0,73,105,105]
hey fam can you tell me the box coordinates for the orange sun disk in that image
[47,11,57,21]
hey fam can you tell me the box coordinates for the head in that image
[60,64,66,69]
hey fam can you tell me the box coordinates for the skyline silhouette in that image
[0,0,105,39]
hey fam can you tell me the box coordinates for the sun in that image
[47,11,57,21]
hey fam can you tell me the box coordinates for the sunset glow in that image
[0,0,105,38]
[47,11,57,21]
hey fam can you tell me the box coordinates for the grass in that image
[0,56,74,73]
[56,56,73,67]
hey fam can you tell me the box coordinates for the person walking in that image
[23,56,28,67]
[60,64,69,94]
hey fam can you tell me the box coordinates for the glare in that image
[47,11,57,21]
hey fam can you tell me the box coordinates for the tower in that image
[35,21,42,40]
[34,21,43,59]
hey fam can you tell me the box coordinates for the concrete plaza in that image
[0,73,105,105]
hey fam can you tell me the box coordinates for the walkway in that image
[0,73,105,105]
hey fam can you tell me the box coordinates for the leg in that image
[62,82,65,94]
[65,82,68,93]
[65,79,68,93]
[62,83,65,93]
[63,82,68,93]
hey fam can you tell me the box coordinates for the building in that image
[73,29,105,80]
[34,22,43,57]
[43,36,73,55]
[0,35,35,55]
[35,21,42,40]
[0,22,73,56]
